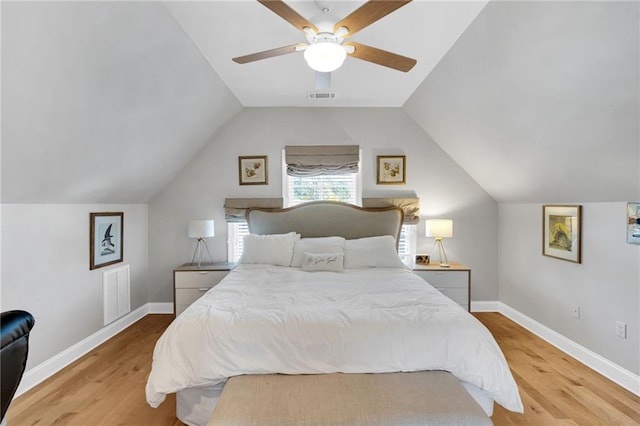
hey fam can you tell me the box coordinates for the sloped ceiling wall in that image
[3,1,638,205]
[1,1,242,203]
[404,1,640,203]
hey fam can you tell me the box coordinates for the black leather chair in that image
[1,310,35,422]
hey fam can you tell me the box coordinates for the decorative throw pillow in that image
[291,236,346,267]
[239,232,298,266]
[344,235,406,269]
[301,252,344,272]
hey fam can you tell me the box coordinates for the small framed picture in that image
[239,156,268,185]
[627,202,640,244]
[90,212,124,270]
[415,254,430,265]
[377,155,406,185]
[542,205,581,263]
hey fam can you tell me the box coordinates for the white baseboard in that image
[470,301,501,312]
[473,300,640,397]
[16,302,174,397]
[148,302,174,314]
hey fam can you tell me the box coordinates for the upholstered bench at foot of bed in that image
[208,371,493,426]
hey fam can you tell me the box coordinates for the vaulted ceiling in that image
[165,0,488,107]
[2,1,638,204]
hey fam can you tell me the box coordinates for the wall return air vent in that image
[307,92,337,100]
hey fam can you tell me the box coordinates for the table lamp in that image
[188,219,214,268]
[425,219,453,267]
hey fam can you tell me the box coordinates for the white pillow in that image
[301,252,344,272]
[344,235,405,269]
[291,237,346,267]
[239,232,299,266]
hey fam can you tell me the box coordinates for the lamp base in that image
[432,238,450,268]
[191,238,214,268]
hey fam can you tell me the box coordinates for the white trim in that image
[472,300,640,396]
[148,302,174,314]
[470,300,501,312]
[16,302,173,397]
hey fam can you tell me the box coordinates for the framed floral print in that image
[542,205,581,263]
[239,156,268,185]
[90,212,124,270]
[376,155,406,185]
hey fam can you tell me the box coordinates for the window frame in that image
[282,148,362,207]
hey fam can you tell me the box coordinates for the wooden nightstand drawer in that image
[173,263,235,317]
[413,271,467,288]
[175,288,212,306]
[410,262,471,312]
[175,270,228,288]
[434,287,468,306]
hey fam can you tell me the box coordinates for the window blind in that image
[224,198,283,222]
[362,197,420,224]
[285,145,359,177]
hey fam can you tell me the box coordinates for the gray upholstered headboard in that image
[246,201,404,245]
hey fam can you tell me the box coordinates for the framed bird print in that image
[90,212,124,270]
[542,205,581,263]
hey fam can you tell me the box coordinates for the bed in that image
[146,201,523,425]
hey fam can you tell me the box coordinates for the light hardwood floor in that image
[7,313,640,425]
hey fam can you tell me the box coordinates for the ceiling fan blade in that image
[334,0,412,38]
[258,0,318,33]
[345,42,416,72]
[233,43,306,64]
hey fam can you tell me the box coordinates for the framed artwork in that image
[542,205,581,263]
[627,202,640,244]
[239,156,268,185]
[376,155,406,185]
[90,212,124,270]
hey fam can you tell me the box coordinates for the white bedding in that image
[146,265,523,413]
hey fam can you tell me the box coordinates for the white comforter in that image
[146,265,523,413]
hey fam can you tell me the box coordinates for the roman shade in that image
[224,198,283,222]
[285,145,359,177]
[362,197,420,224]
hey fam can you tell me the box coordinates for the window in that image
[283,145,361,206]
[398,224,417,262]
[227,221,249,263]
[284,172,361,207]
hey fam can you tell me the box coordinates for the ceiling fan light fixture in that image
[303,42,346,73]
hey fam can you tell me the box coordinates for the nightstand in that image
[173,262,235,317]
[411,262,471,311]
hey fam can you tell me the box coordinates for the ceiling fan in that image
[232,0,417,76]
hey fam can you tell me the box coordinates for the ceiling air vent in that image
[307,92,337,100]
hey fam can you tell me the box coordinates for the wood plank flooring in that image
[478,312,640,425]
[7,313,640,425]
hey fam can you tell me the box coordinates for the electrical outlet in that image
[616,321,627,339]
[571,305,580,319]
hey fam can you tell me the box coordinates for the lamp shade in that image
[304,42,347,72]
[188,220,215,239]
[425,219,453,238]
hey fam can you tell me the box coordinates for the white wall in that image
[1,1,243,204]
[499,202,639,374]
[148,107,498,304]
[1,203,148,368]
[405,1,639,204]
